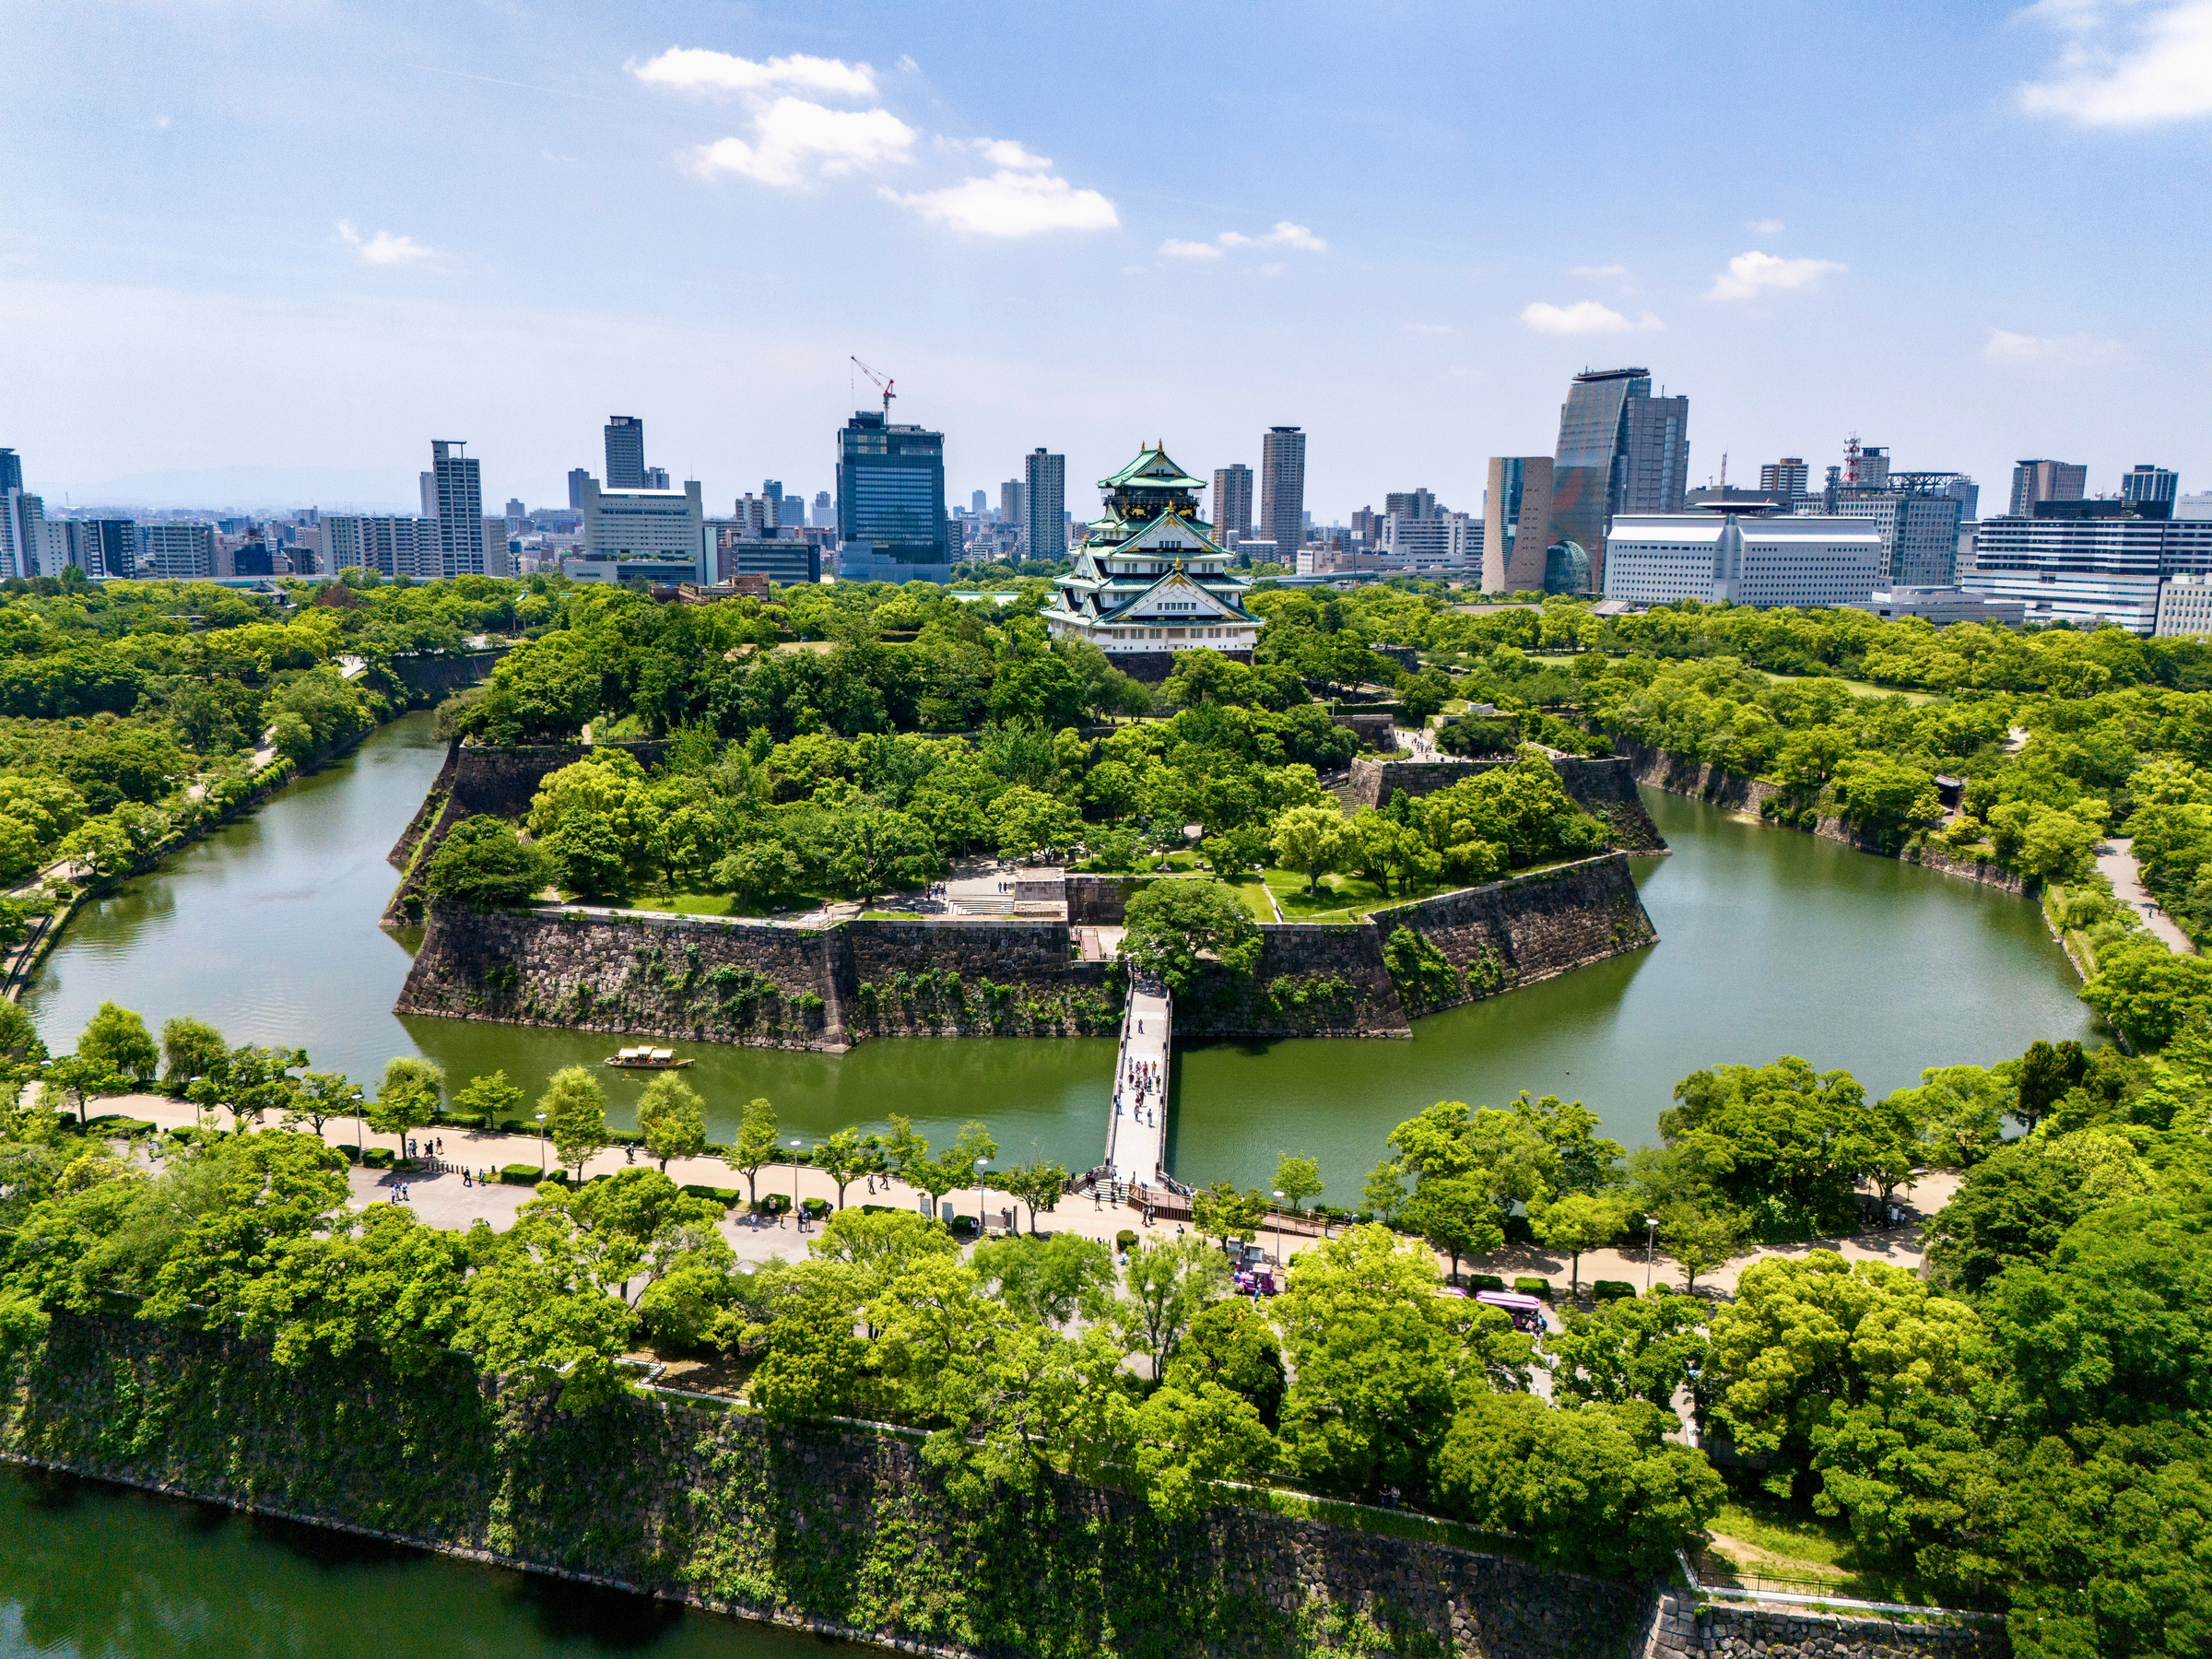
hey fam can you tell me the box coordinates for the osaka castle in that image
[1041,442,1261,679]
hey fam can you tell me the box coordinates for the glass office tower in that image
[1550,367,1688,592]
[836,411,949,575]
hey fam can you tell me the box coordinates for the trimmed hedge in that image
[1512,1277,1552,1301]
[500,1163,547,1185]
[679,1183,741,1208]
[1466,1273,1506,1292]
[362,1147,395,1171]
[801,1197,830,1219]
[1591,1280,1637,1301]
[83,1115,159,1138]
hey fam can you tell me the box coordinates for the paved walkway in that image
[76,1092,1956,1295]
[2098,837,2194,954]
[1103,989,1171,1185]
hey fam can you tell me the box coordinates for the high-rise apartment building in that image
[428,441,488,576]
[2123,465,2180,511]
[0,450,20,495]
[1550,368,1688,591]
[323,515,442,580]
[1211,464,1253,544]
[1483,456,1556,593]
[2009,459,2088,518]
[1000,478,1026,537]
[1759,458,1810,505]
[1260,427,1306,558]
[643,466,670,490]
[812,490,833,529]
[61,519,136,580]
[1853,446,1892,490]
[1385,488,1437,520]
[1,488,44,581]
[138,523,216,581]
[970,489,987,515]
[604,417,646,490]
[835,410,949,580]
[568,468,592,511]
[1024,448,1066,561]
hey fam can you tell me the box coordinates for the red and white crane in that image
[851,356,896,416]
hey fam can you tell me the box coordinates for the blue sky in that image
[5,0,2209,519]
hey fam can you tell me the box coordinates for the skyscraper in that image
[2009,459,2088,517]
[1001,478,1026,533]
[428,440,487,576]
[0,450,20,495]
[1211,464,1253,543]
[1,488,44,582]
[1024,448,1066,561]
[1260,428,1306,560]
[1385,488,1437,520]
[2123,465,2180,511]
[643,466,670,490]
[812,490,832,529]
[1550,368,1688,591]
[971,488,987,515]
[1834,475,1965,588]
[568,468,592,511]
[605,417,646,490]
[1483,457,1555,593]
[835,409,949,579]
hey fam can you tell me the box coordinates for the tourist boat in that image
[604,1047,692,1070]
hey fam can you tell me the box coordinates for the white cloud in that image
[896,54,919,72]
[1520,300,1663,335]
[976,138,1052,170]
[1983,328,2128,368]
[1706,249,1845,300]
[2018,0,2212,125]
[630,48,877,99]
[1402,322,1455,335]
[335,220,436,266]
[1567,264,1628,278]
[884,169,1118,237]
[1748,218,1785,234]
[154,114,171,130]
[686,98,916,187]
[1161,220,1327,261]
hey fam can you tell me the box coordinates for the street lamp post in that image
[1272,1189,1285,1267]
[975,1158,990,1237]
[537,1112,547,1175]
[1644,1214,1659,1291]
[791,1138,804,1228]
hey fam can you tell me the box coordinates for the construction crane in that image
[851,356,896,416]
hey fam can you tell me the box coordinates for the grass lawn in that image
[1701,1498,1962,1607]
[1754,666,1937,706]
[1221,873,1280,924]
[861,910,924,920]
[1260,865,1453,924]
[615,890,834,919]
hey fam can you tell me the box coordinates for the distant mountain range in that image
[53,465,419,514]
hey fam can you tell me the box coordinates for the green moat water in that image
[26,713,2095,1201]
[0,1464,850,1658]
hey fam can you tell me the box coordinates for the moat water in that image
[27,712,2095,1202]
[0,1464,852,1658]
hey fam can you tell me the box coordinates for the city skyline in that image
[5,2,2210,518]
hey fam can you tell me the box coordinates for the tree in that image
[724,1095,780,1206]
[284,1071,357,1136]
[877,1113,932,1216]
[189,1043,310,1134]
[1164,1298,1288,1430]
[1192,1181,1267,1255]
[455,1197,637,1410]
[1657,1201,1744,1292]
[1120,1236,1230,1379]
[568,1166,733,1306]
[1271,802,1351,895]
[1434,1394,1724,1580]
[1000,1158,1070,1232]
[1885,1064,2009,1171]
[543,809,632,899]
[452,1069,524,1128]
[927,1120,999,1224]
[540,1065,609,1182]
[1273,1151,1324,1216]
[1924,1138,2092,1295]
[1119,878,1260,994]
[41,1054,110,1126]
[1830,757,1943,850]
[633,1073,707,1172]
[1662,1056,1901,1240]
[1274,1223,1532,1503]
[976,1230,1116,1327]
[2015,1039,2088,1134]
[368,1056,444,1159]
[159,1016,227,1087]
[77,1002,157,1086]
[2079,937,2212,1052]
[422,815,551,908]
[812,1126,870,1208]
[1530,1190,1631,1298]
[1549,1293,1709,1409]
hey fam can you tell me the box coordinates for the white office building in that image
[1970,513,2212,633]
[2157,575,2212,638]
[1602,512,1884,609]
[580,477,709,583]
[1380,511,1477,571]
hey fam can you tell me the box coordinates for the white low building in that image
[1602,512,1884,609]
[2157,574,2212,638]
[580,477,710,584]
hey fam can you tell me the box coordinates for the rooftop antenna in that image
[851,356,896,416]
[1844,433,1861,486]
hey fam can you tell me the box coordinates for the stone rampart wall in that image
[843,919,1119,1039]
[1343,755,1667,852]
[2,1314,1654,1659]
[1642,1591,2006,1659]
[1112,647,1254,685]
[1066,873,1137,925]
[385,648,508,707]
